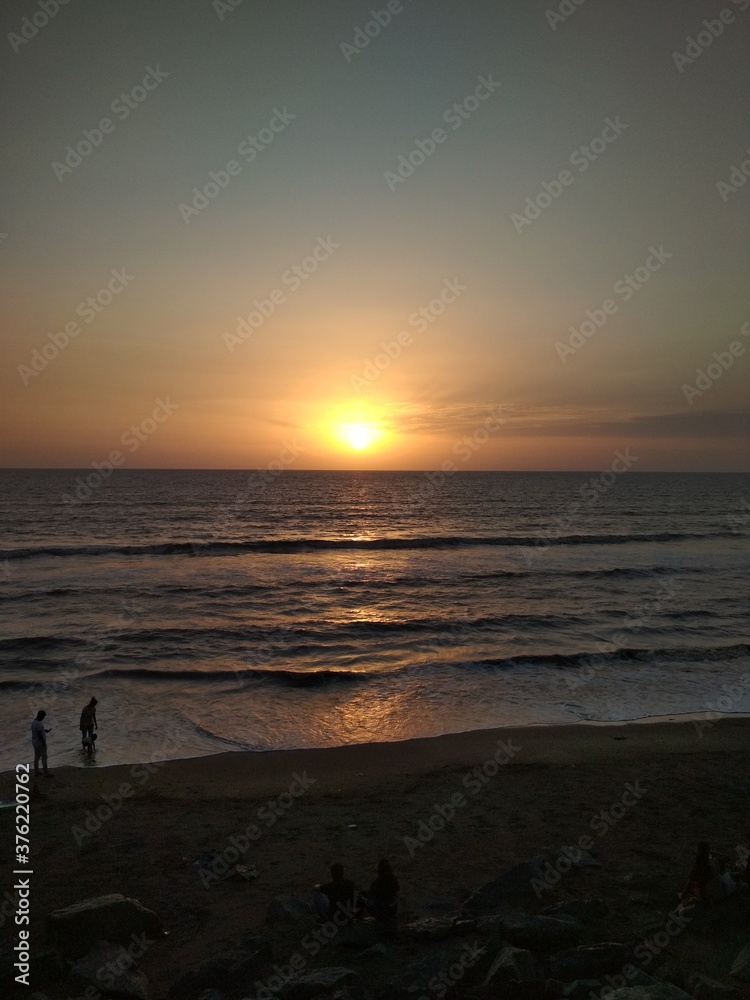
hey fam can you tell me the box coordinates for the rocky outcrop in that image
[548,942,633,980]
[70,941,149,1000]
[462,860,548,911]
[278,967,362,999]
[484,944,536,984]
[166,937,272,996]
[541,899,608,925]
[479,912,585,951]
[45,894,164,961]
[602,987,692,1000]
[405,915,476,940]
[730,942,750,982]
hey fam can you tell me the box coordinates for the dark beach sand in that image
[2,715,749,996]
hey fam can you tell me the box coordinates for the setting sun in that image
[319,402,389,454]
[339,421,380,451]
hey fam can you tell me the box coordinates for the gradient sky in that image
[2,0,748,470]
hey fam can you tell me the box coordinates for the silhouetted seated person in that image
[681,842,717,904]
[718,857,738,896]
[313,863,357,923]
[357,859,399,922]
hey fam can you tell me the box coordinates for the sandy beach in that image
[2,715,750,996]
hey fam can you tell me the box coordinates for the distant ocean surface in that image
[1,470,749,771]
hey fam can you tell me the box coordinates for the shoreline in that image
[2,708,743,780]
[3,711,745,799]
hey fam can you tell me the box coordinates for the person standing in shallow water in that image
[79,697,98,751]
[31,710,52,777]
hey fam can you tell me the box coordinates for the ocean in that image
[1,469,748,771]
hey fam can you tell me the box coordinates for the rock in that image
[198,991,227,1000]
[622,870,651,889]
[730,943,750,982]
[400,952,444,986]
[266,895,312,923]
[565,978,660,1000]
[603,988,692,1000]
[479,912,585,952]
[359,942,387,961]
[541,845,601,868]
[405,916,476,940]
[71,941,149,1000]
[693,978,743,1000]
[563,982,606,1000]
[541,899,608,925]
[421,898,461,914]
[462,859,548,911]
[549,943,633,979]
[279,967,362,999]
[398,942,488,992]
[630,910,669,936]
[485,982,564,1000]
[484,944,536,984]
[167,938,272,995]
[45,894,164,961]
[332,922,381,948]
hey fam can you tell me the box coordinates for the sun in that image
[321,403,388,454]
[339,421,379,451]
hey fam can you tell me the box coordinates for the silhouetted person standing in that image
[31,710,52,777]
[79,697,98,751]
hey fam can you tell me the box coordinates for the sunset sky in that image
[2,0,748,471]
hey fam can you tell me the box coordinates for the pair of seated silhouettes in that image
[313,859,399,923]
